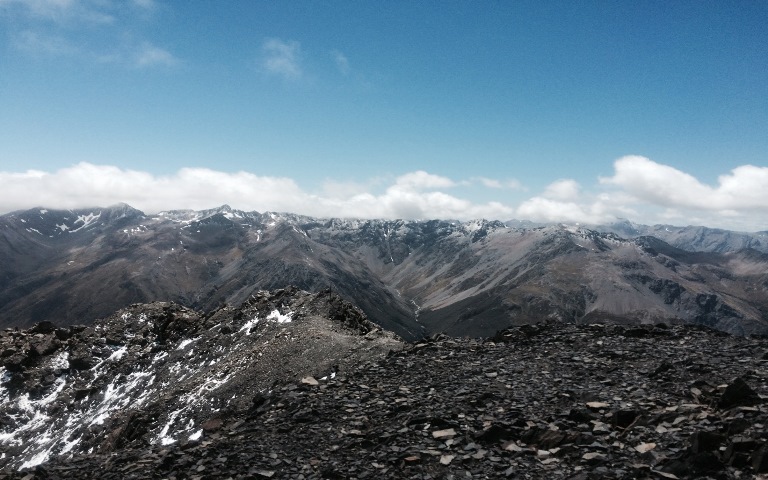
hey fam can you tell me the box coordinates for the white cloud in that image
[262,38,302,79]
[542,179,580,201]
[478,178,502,188]
[516,197,611,225]
[321,177,387,200]
[331,49,350,75]
[13,29,77,54]
[512,157,768,230]
[134,42,179,67]
[0,163,308,214]
[0,164,513,221]
[469,177,524,190]
[2,0,177,68]
[515,179,613,224]
[392,171,455,190]
[0,0,114,24]
[1,159,766,230]
[600,155,768,211]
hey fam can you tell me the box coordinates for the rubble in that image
[1,318,765,479]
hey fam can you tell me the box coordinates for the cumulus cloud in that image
[542,179,580,201]
[468,177,524,190]
[517,197,606,225]
[1,159,766,230]
[262,38,302,79]
[392,171,455,190]
[513,157,768,230]
[0,164,513,221]
[516,179,619,225]
[0,163,309,214]
[600,155,768,211]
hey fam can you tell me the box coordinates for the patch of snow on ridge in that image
[237,310,292,335]
[239,317,260,335]
[267,309,292,323]
[108,346,127,361]
[69,211,101,233]
[19,450,49,470]
[158,408,184,446]
[177,337,200,350]
[49,352,69,370]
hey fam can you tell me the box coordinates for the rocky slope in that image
[0,288,403,471]
[2,314,767,479]
[1,205,767,337]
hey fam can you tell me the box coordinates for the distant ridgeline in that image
[0,204,766,338]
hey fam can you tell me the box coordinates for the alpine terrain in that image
[2,204,768,478]
[1,204,767,337]
[0,288,767,479]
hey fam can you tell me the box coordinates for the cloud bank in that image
[517,156,768,231]
[600,155,768,211]
[1,157,766,231]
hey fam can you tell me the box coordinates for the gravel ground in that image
[6,321,768,479]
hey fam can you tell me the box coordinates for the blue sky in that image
[1,0,767,230]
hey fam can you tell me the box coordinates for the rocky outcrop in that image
[0,287,402,470]
[3,320,766,479]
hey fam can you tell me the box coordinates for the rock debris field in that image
[3,321,768,479]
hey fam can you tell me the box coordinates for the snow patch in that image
[19,450,49,470]
[49,352,69,370]
[267,309,292,324]
[70,212,101,233]
[177,337,200,350]
[108,346,127,362]
[239,317,260,335]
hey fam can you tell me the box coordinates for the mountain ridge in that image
[1,204,767,337]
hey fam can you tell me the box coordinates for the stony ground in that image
[4,321,768,479]
[0,288,403,470]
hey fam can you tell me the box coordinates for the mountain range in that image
[1,204,767,337]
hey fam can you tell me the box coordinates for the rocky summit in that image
[1,290,767,479]
[0,288,402,473]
